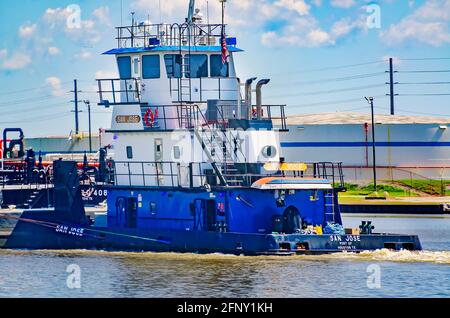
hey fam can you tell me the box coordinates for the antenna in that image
[207,0,210,25]
[120,0,123,27]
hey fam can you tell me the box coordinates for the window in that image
[126,146,133,159]
[142,55,160,79]
[210,54,229,77]
[173,146,181,159]
[117,56,131,79]
[150,202,157,217]
[164,54,182,78]
[186,54,208,78]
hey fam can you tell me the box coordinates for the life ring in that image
[144,108,154,127]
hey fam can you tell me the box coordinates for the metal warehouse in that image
[279,112,450,182]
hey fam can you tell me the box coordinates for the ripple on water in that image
[1,248,449,265]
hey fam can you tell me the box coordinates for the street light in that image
[83,100,92,153]
[365,96,377,192]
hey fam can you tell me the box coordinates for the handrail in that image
[110,161,345,189]
[97,78,141,105]
[116,22,229,48]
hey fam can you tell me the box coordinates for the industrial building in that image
[279,112,450,182]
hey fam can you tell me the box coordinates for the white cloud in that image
[95,70,119,79]
[48,46,60,55]
[18,23,37,38]
[1,52,32,70]
[330,0,357,8]
[0,49,7,59]
[45,76,66,96]
[92,7,111,26]
[382,0,450,46]
[274,0,310,16]
[42,6,111,45]
[74,50,93,60]
[261,16,335,48]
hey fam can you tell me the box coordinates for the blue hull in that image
[1,210,422,255]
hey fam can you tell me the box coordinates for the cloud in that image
[92,6,112,26]
[45,76,66,96]
[95,70,119,79]
[74,50,93,60]
[1,52,32,70]
[0,49,7,59]
[274,0,310,16]
[382,0,450,46]
[330,0,357,8]
[48,46,60,55]
[261,15,335,48]
[19,23,37,38]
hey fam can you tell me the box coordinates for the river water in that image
[0,215,449,298]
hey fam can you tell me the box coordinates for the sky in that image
[0,0,449,137]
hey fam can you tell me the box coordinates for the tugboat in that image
[0,0,421,255]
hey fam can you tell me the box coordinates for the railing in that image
[116,23,228,49]
[206,104,288,130]
[109,161,345,189]
[97,78,141,106]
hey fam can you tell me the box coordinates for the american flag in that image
[221,28,229,65]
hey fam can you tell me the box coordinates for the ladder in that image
[179,24,192,103]
[324,189,336,223]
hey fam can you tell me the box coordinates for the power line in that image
[267,84,385,99]
[0,94,71,107]
[0,81,72,96]
[269,60,385,75]
[397,70,450,73]
[0,102,71,116]
[0,112,71,125]
[397,93,450,96]
[398,57,450,61]
[287,95,387,109]
[395,82,450,85]
[271,72,385,87]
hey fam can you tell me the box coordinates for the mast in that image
[187,0,195,24]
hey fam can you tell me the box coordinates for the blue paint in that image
[281,141,450,148]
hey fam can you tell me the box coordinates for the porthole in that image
[262,145,277,158]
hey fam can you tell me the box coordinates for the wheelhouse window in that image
[126,146,133,159]
[164,54,182,78]
[186,54,208,78]
[117,56,131,79]
[142,55,160,79]
[210,54,229,77]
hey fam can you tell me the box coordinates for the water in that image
[0,215,449,298]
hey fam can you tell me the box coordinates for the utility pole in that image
[389,58,395,115]
[366,97,377,192]
[83,100,92,153]
[70,80,81,135]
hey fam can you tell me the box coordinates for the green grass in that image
[396,179,450,196]
[339,183,411,197]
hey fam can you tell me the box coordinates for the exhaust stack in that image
[245,77,257,119]
[256,79,270,120]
